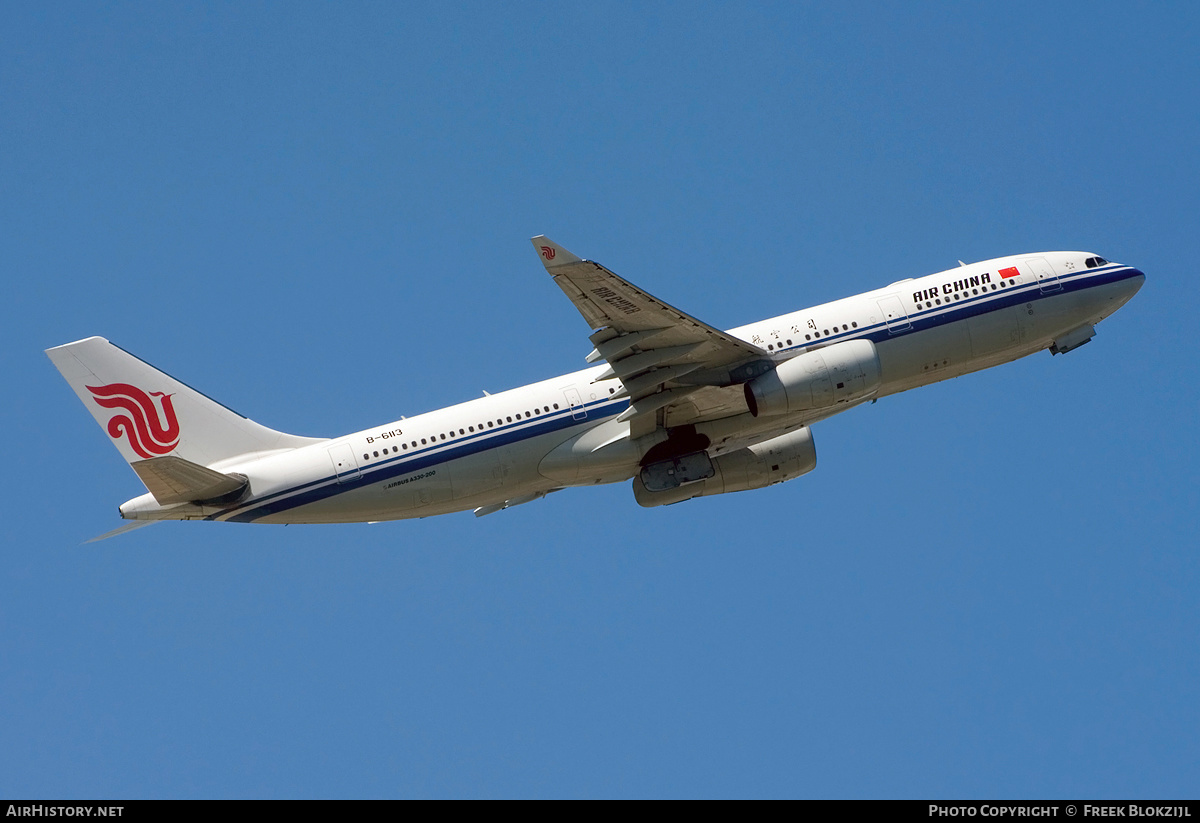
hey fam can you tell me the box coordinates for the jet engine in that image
[744,339,881,417]
[632,427,817,507]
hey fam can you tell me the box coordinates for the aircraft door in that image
[877,295,912,333]
[563,387,587,420]
[1028,257,1062,294]
[328,444,362,484]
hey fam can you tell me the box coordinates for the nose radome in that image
[1123,268,1146,300]
[1107,267,1145,312]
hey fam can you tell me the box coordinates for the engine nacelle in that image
[632,427,817,507]
[744,339,881,417]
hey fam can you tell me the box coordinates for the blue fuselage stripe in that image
[218,265,1141,523]
[772,265,1138,352]
[214,396,630,522]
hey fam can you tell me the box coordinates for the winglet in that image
[530,235,582,270]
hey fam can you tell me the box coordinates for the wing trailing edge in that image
[530,236,769,432]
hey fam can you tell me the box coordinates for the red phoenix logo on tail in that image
[87,383,181,458]
[540,246,556,260]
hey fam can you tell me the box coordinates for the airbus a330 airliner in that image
[48,237,1143,534]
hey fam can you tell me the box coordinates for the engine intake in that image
[744,339,881,417]
[632,427,817,507]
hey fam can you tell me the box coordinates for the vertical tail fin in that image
[46,337,325,470]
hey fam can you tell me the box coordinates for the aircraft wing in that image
[532,236,771,435]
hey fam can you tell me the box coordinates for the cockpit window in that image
[1085,256,1110,268]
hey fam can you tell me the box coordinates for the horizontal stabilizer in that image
[131,455,248,505]
[85,520,157,544]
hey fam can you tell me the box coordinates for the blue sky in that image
[3,2,1197,798]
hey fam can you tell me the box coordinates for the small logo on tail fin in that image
[87,383,180,458]
[541,246,556,260]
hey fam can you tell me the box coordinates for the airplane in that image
[47,237,1144,533]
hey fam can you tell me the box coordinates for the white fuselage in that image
[119,252,1144,524]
